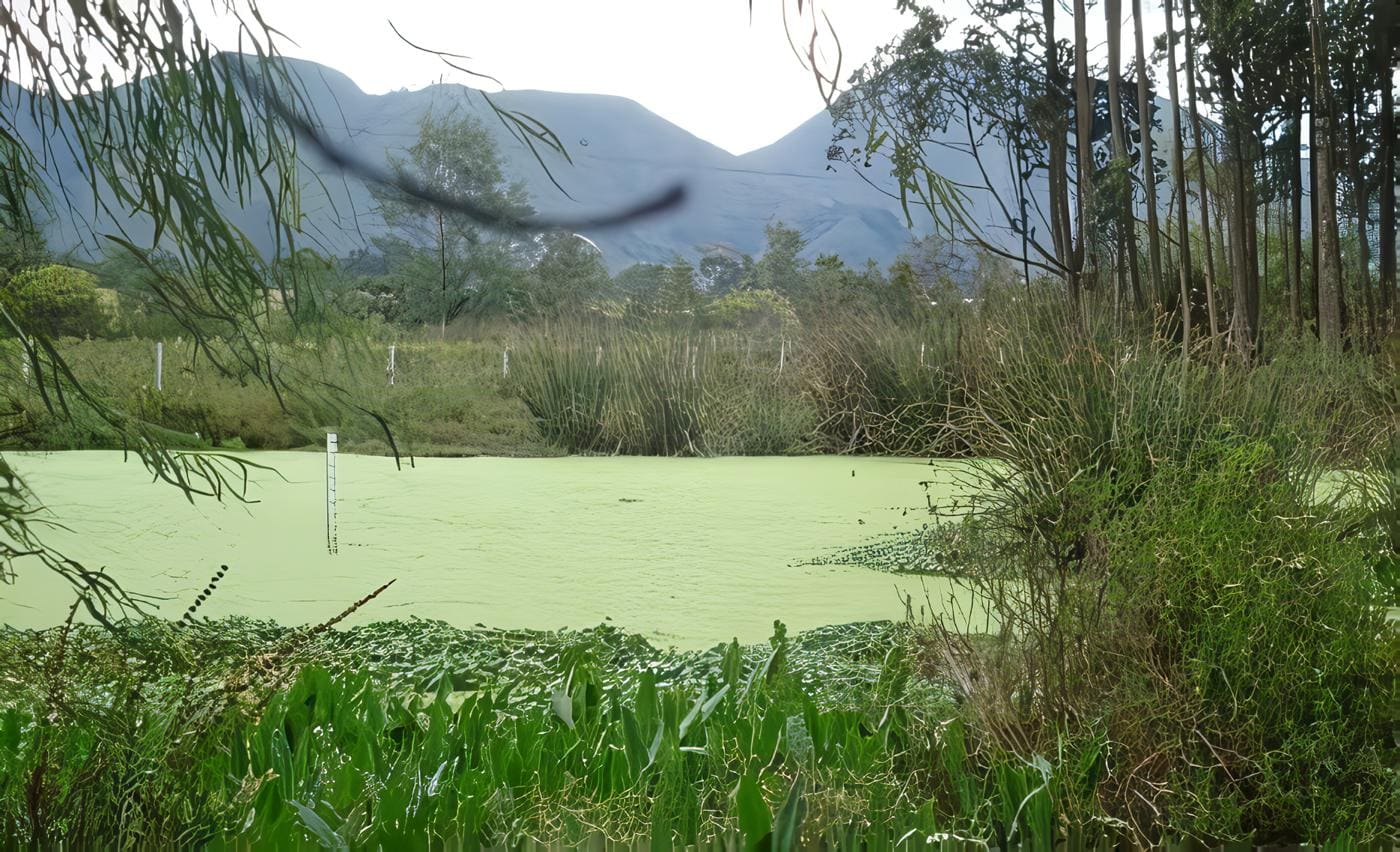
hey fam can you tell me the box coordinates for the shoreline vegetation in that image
[2,0,1397,841]
[1,293,1396,846]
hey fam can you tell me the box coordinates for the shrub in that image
[703,288,798,334]
[1,264,110,339]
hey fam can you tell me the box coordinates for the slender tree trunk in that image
[1348,101,1376,346]
[1164,0,1193,350]
[1044,0,1078,305]
[1106,0,1145,310]
[1132,0,1165,310]
[1262,193,1271,300]
[1182,0,1219,341]
[1377,0,1396,325]
[1217,50,1259,358]
[1289,107,1305,335]
[1310,107,1321,328]
[1311,0,1346,347]
[438,209,448,339]
[1074,0,1095,292]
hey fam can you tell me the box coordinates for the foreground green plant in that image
[0,616,1159,849]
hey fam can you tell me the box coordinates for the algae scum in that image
[1,452,968,647]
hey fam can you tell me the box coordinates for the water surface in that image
[1,452,970,648]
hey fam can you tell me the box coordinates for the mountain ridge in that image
[7,54,1202,275]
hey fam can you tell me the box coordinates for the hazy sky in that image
[235,1,912,155]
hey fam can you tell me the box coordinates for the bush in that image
[703,288,798,334]
[1,264,110,339]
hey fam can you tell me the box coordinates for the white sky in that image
[239,1,913,155]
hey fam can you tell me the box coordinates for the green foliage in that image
[525,233,615,314]
[0,614,1164,848]
[751,222,810,303]
[1,265,110,339]
[703,288,798,333]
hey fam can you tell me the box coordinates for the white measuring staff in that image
[326,431,338,554]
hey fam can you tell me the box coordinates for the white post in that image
[387,344,396,386]
[20,339,29,386]
[920,342,926,367]
[155,341,164,391]
[778,339,786,375]
[325,432,338,555]
[502,348,510,377]
[595,344,603,367]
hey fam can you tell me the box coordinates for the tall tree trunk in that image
[1289,106,1305,335]
[1073,0,1095,292]
[1377,0,1396,325]
[1182,0,1220,340]
[1164,0,1193,350]
[1310,0,1346,347]
[1217,50,1259,358]
[1310,106,1321,328]
[438,209,448,340]
[1348,100,1377,346]
[1132,0,1165,310]
[1106,0,1145,310]
[1044,0,1078,305]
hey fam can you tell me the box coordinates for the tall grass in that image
[799,312,965,455]
[509,322,814,455]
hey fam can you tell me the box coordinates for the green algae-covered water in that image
[0,452,970,648]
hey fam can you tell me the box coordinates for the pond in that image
[1,452,972,648]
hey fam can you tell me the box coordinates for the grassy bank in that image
[6,301,1386,463]
[0,299,1394,846]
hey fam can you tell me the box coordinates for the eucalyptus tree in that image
[829,2,1074,293]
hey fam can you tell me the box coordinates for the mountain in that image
[8,55,1198,274]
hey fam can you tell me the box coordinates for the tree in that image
[1072,0,1095,299]
[614,263,672,306]
[752,222,810,299]
[698,252,752,295]
[527,233,613,314]
[616,259,702,316]
[375,109,535,335]
[704,289,798,333]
